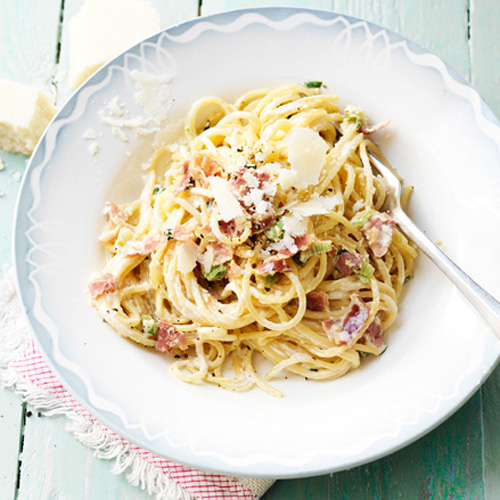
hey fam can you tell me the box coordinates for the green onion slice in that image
[265,220,284,242]
[141,314,158,336]
[354,261,375,284]
[203,264,227,282]
[304,81,323,88]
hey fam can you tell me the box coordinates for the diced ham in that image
[363,213,396,258]
[208,240,233,265]
[230,168,271,198]
[365,314,385,349]
[103,202,129,226]
[191,152,221,179]
[322,295,370,345]
[88,273,118,298]
[360,120,390,135]
[175,161,192,193]
[172,226,193,241]
[155,320,187,353]
[257,256,292,276]
[276,233,314,259]
[198,222,216,242]
[294,233,314,252]
[122,232,166,256]
[336,251,362,276]
[306,291,330,312]
[252,212,275,233]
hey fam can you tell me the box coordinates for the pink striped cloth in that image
[0,270,274,500]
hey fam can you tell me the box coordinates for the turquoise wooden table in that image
[1,1,500,498]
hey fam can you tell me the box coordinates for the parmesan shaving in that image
[178,240,198,274]
[285,127,328,187]
[208,176,244,221]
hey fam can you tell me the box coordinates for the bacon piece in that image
[359,313,385,352]
[198,222,216,242]
[103,202,128,226]
[252,212,275,233]
[122,232,166,256]
[88,273,118,298]
[322,295,370,345]
[363,213,396,258]
[175,161,192,193]
[191,152,221,179]
[258,233,314,275]
[360,120,390,135]
[230,168,271,198]
[336,251,362,276]
[184,153,222,189]
[276,233,314,259]
[172,226,193,241]
[156,321,186,353]
[257,256,292,276]
[209,240,233,265]
[306,291,330,312]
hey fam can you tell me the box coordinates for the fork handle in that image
[394,206,500,340]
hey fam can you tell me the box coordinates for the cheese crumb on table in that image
[69,0,161,89]
[0,79,56,156]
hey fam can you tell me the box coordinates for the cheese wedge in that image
[0,79,56,156]
[69,0,161,88]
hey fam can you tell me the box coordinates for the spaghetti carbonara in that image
[88,83,417,397]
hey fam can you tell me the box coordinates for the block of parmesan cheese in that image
[0,79,56,156]
[69,0,161,89]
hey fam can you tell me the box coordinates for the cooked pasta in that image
[88,83,417,397]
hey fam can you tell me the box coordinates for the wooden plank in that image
[0,2,61,500]
[333,0,470,80]
[0,0,61,89]
[17,407,150,500]
[0,390,24,500]
[263,394,484,499]
[201,0,333,16]
[482,367,500,500]
[469,0,500,118]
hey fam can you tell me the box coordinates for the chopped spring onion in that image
[404,275,412,284]
[344,106,366,130]
[186,177,195,190]
[203,264,227,282]
[263,273,278,286]
[153,184,165,195]
[354,261,375,284]
[141,314,158,336]
[359,351,371,359]
[293,240,333,265]
[116,227,133,247]
[265,220,284,241]
[351,209,376,227]
[243,164,257,169]
[307,240,333,256]
[304,81,323,88]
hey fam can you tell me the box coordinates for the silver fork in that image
[368,151,500,340]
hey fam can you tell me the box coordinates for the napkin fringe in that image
[0,268,193,500]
